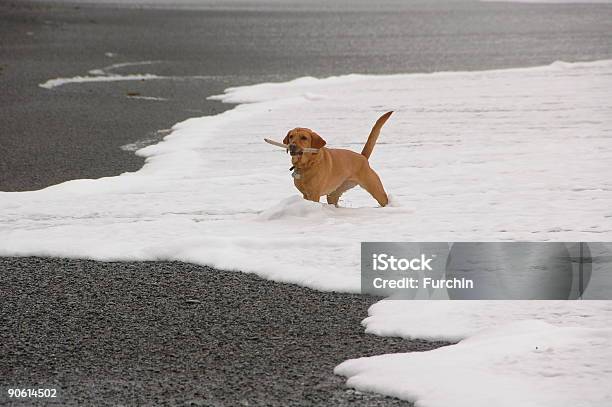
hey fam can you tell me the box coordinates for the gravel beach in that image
[0,257,450,406]
[2,1,612,405]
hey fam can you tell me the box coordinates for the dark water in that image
[1,0,612,190]
[28,0,612,78]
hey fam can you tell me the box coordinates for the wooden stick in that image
[264,138,287,149]
[264,138,319,153]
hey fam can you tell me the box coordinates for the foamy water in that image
[3,60,612,406]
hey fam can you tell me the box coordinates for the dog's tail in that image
[360,111,393,159]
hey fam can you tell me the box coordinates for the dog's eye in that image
[301,136,307,141]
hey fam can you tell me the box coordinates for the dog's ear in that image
[283,131,291,145]
[310,131,327,149]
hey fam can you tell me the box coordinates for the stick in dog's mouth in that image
[264,138,319,154]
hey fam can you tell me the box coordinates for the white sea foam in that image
[40,60,225,89]
[7,59,612,291]
[362,300,612,342]
[88,60,162,75]
[40,60,164,89]
[334,276,612,406]
[4,60,612,406]
[126,95,168,101]
[39,74,165,89]
[336,317,612,407]
[120,129,172,152]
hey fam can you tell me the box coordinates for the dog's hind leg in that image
[358,168,388,207]
[327,181,357,206]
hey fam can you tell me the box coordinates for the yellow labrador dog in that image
[283,111,392,207]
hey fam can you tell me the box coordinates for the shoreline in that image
[3,0,612,191]
[0,256,451,406]
[2,1,612,405]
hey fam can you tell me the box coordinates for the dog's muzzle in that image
[289,144,303,156]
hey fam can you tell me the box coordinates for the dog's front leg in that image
[296,182,321,203]
[303,193,321,203]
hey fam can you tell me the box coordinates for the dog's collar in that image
[289,166,302,180]
[289,148,323,177]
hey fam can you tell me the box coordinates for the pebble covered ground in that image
[0,257,451,406]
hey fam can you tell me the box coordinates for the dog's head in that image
[283,127,326,166]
